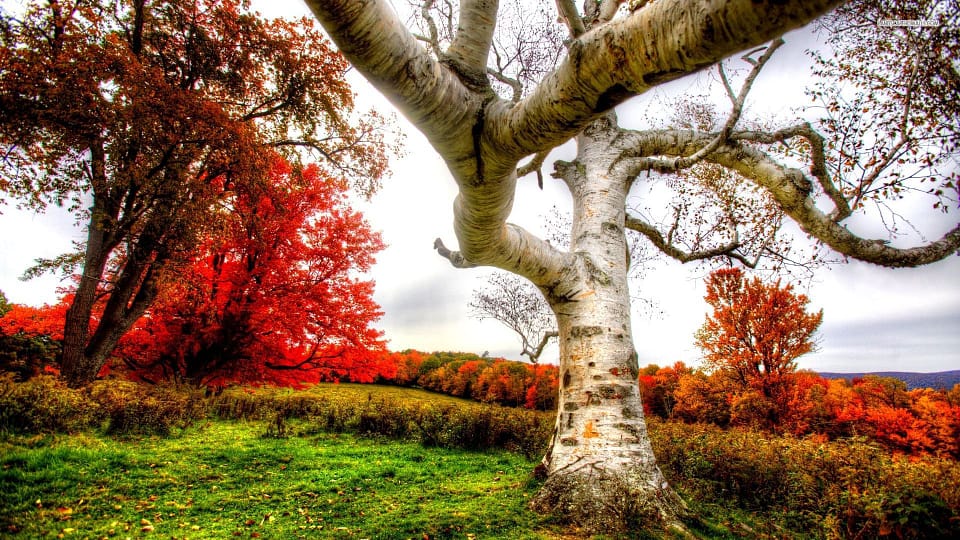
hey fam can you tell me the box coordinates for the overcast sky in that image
[1,1,958,374]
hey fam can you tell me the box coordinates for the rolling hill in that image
[817,370,960,390]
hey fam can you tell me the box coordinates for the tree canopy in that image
[0,0,392,386]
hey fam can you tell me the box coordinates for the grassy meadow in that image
[1,422,549,539]
[2,379,958,539]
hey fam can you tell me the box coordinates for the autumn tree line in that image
[4,284,959,460]
[2,250,958,460]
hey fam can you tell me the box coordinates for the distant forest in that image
[818,370,960,390]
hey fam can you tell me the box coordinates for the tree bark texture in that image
[61,215,113,388]
[529,117,685,527]
[61,144,117,388]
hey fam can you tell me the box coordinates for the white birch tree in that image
[303,0,959,531]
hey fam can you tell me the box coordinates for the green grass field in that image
[1,420,555,539]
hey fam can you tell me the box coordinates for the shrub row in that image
[0,376,553,458]
[208,386,554,459]
[650,419,960,539]
[0,374,207,435]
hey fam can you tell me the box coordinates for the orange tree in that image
[695,267,823,426]
[0,0,389,387]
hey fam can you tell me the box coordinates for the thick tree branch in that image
[304,0,478,159]
[445,0,498,88]
[305,0,842,283]
[417,0,442,54]
[555,0,585,38]
[599,0,625,23]
[307,0,841,175]
[484,0,842,166]
[731,123,850,221]
[708,142,960,268]
[615,127,960,267]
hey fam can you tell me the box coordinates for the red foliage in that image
[696,268,822,414]
[638,362,691,417]
[389,350,425,386]
[1,0,391,387]
[0,300,70,341]
[117,156,385,386]
[359,350,558,411]
[0,296,114,379]
[640,363,960,458]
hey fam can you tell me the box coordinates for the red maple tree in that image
[117,157,385,386]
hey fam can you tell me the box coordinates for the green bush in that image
[89,380,207,435]
[0,373,102,432]
[405,401,551,458]
[0,333,61,381]
[355,397,416,439]
[650,419,960,538]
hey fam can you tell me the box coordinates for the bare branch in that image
[523,330,559,363]
[851,55,921,210]
[555,0,585,38]
[625,213,748,264]
[470,271,558,362]
[668,38,785,170]
[487,65,523,103]
[517,150,550,189]
[433,237,478,268]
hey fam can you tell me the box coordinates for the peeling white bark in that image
[531,117,684,525]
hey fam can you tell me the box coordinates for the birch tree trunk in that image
[530,116,685,527]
